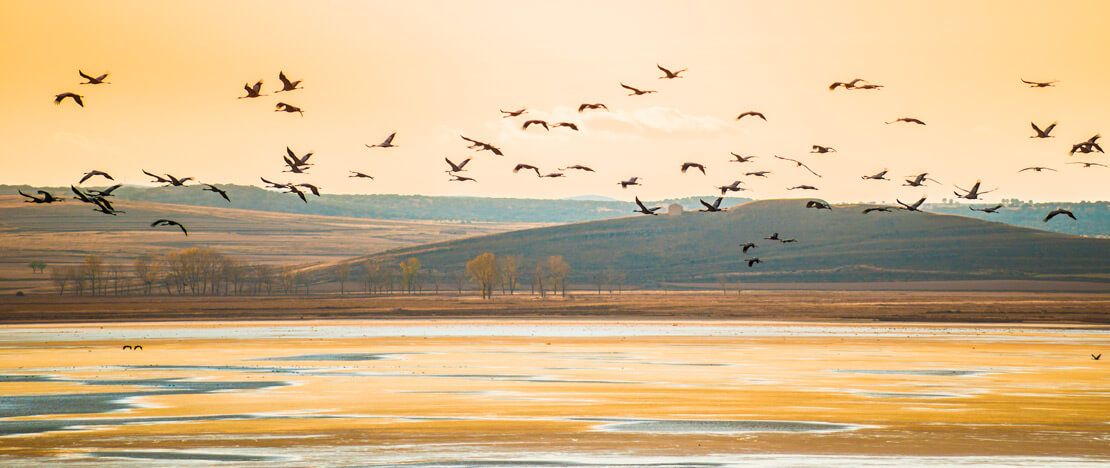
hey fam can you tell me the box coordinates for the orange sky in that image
[2,0,1108,202]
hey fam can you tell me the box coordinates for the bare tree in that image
[466,253,500,299]
[501,255,522,295]
[50,266,68,295]
[546,256,571,297]
[336,263,350,295]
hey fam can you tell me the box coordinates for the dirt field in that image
[2,291,1109,324]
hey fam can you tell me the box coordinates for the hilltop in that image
[314,199,1110,288]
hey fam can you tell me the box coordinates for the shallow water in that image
[1,320,1107,466]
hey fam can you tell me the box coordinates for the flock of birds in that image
[33,67,1100,269]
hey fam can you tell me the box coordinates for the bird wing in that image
[457,157,471,169]
[72,95,84,107]
[635,197,650,211]
[699,199,713,210]
[278,71,293,88]
[382,132,396,145]
[79,70,95,82]
[620,83,640,92]
[143,170,167,183]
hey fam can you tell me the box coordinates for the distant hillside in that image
[924,201,1110,238]
[0,185,749,224]
[314,199,1110,287]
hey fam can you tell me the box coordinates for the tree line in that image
[45,249,623,298]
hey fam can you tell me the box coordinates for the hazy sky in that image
[2,0,1108,202]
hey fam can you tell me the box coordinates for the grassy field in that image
[0,195,538,295]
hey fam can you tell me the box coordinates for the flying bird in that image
[633,196,661,215]
[578,103,608,112]
[787,185,818,190]
[745,258,761,268]
[618,177,641,189]
[445,157,472,173]
[286,185,308,202]
[202,184,230,202]
[1030,122,1057,138]
[680,162,707,175]
[954,180,996,200]
[349,171,375,179]
[897,196,927,212]
[553,122,578,131]
[296,183,321,197]
[774,155,822,177]
[736,111,766,121]
[87,184,122,197]
[970,204,1002,213]
[449,174,478,182]
[1043,208,1076,222]
[78,70,110,85]
[805,200,832,210]
[886,117,926,125]
[740,243,757,254]
[151,219,188,236]
[810,145,836,154]
[513,164,541,177]
[620,83,656,96]
[560,165,595,172]
[717,180,746,195]
[522,120,549,131]
[274,102,304,116]
[540,172,565,178]
[143,170,171,184]
[657,64,686,79]
[54,92,84,107]
[862,207,892,214]
[285,147,314,167]
[903,173,941,187]
[143,170,192,186]
[729,153,758,163]
[460,135,503,156]
[19,190,64,204]
[1018,166,1057,173]
[367,132,398,148]
[765,233,781,241]
[501,108,526,118]
[1069,134,1102,155]
[1021,78,1058,88]
[745,171,771,177]
[699,197,725,212]
[260,177,290,189]
[283,156,309,173]
[79,170,114,184]
[239,80,265,98]
[1066,162,1106,168]
[275,71,303,92]
[862,169,889,181]
[1093,354,1101,360]
[828,78,866,90]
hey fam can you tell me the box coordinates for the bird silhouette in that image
[828,78,866,90]
[740,243,756,253]
[810,145,836,154]
[806,200,832,210]
[283,156,309,173]
[79,170,114,184]
[618,177,641,189]
[449,174,477,182]
[862,169,889,181]
[349,171,375,179]
[886,117,926,125]
[19,190,64,204]
[1018,166,1057,173]
[286,185,308,202]
[123,345,131,350]
[1066,162,1106,168]
[699,197,725,212]
[560,165,595,172]
[633,196,661,215]
[746,258,761,268]
[445,157,472,172]
[1093,354,1101,360]
[1043,209,1076,222]
[729,153,757,163]
[862,207,892,214]
[501,108,526,118]
[285,147,314,167]
[522,120,549,131]
[260,177,290,189]
[717,180,746,195]
[1030,122,1057,138]
[787,185,818,190]
[970,204,1002,213]
[1069,135,1102,155]
[513,164,541,177]
[151,219,188,236]
[275,71,303,92]
[578,103,608,112]
[903,173,941,187]
[745,171,771,177]
[540,172,565,178]
[954,180,996,200]
[367,132,398,148]
[774,155,822,177]
[87,184,122,197]
[657,64,687,79]
[297,183,321,197]
[736,111,766,121]
[78,70,110,85]
[553,122,578,131]
[274,102,304,116]
[1021,78,1057,88]
[897,196,927,211]
[460,135,503,156]
[202,184,230,202]
[680,162,707,175]
[54,92,84,107]
[620,83,656,96]
[239,80,266,98]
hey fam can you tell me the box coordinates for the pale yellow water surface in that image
[1,320,1107,466]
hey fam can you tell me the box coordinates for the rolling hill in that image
[310,199,1110,287]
